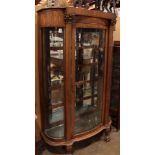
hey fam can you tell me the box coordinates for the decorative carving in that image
[110,18,117,26]
[104,127,111,142]
[64,14,74,23]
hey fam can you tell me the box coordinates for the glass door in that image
[42,27,65,138]
[74,28,106,134]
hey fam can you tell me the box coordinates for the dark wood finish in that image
[37,7,116,153]
[38,11,48,130]
[110,41,120,130]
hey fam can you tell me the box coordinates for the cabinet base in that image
[41,121,111,153]
[66,145,73,154]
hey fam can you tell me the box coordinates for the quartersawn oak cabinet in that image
[37,7,116,153]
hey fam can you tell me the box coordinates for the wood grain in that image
[104,25,114,124]
[39,9,65,27]
[37,7,116,150]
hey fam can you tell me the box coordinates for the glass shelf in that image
[74,106,101,134]
[49,107,64,124]
[45,124,64,138]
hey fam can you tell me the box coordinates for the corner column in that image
[104,17,117,124]
[64,13,74,153]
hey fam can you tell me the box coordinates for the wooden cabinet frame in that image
[37,7,116,153]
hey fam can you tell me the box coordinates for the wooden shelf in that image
[50,47,63,50]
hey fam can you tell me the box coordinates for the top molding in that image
[38,7,116,20]
[66,7,116,20]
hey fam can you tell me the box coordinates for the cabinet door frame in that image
[71,22,109,138]
[39,26,68,142]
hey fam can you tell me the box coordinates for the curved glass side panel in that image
[42,27,64,138]
[74,28,106,134]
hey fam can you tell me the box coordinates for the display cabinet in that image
[37,7,116,153]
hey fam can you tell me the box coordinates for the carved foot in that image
[104,127,111,142]
[104,134,111,142]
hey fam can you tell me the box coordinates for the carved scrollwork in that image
[110,18,117,26]
[64,14,74,23]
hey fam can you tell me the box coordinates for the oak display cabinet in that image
[37,7,116,153]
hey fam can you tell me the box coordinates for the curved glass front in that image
[42,27,65,138]
[74,28,106,134]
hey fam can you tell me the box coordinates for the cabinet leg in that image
[104,127,111,142]
[66,145,73,155]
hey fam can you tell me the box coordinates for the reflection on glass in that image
[42,27,64,138]
[74,28,105,134]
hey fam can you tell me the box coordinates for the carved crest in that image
[64,14,74,23]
